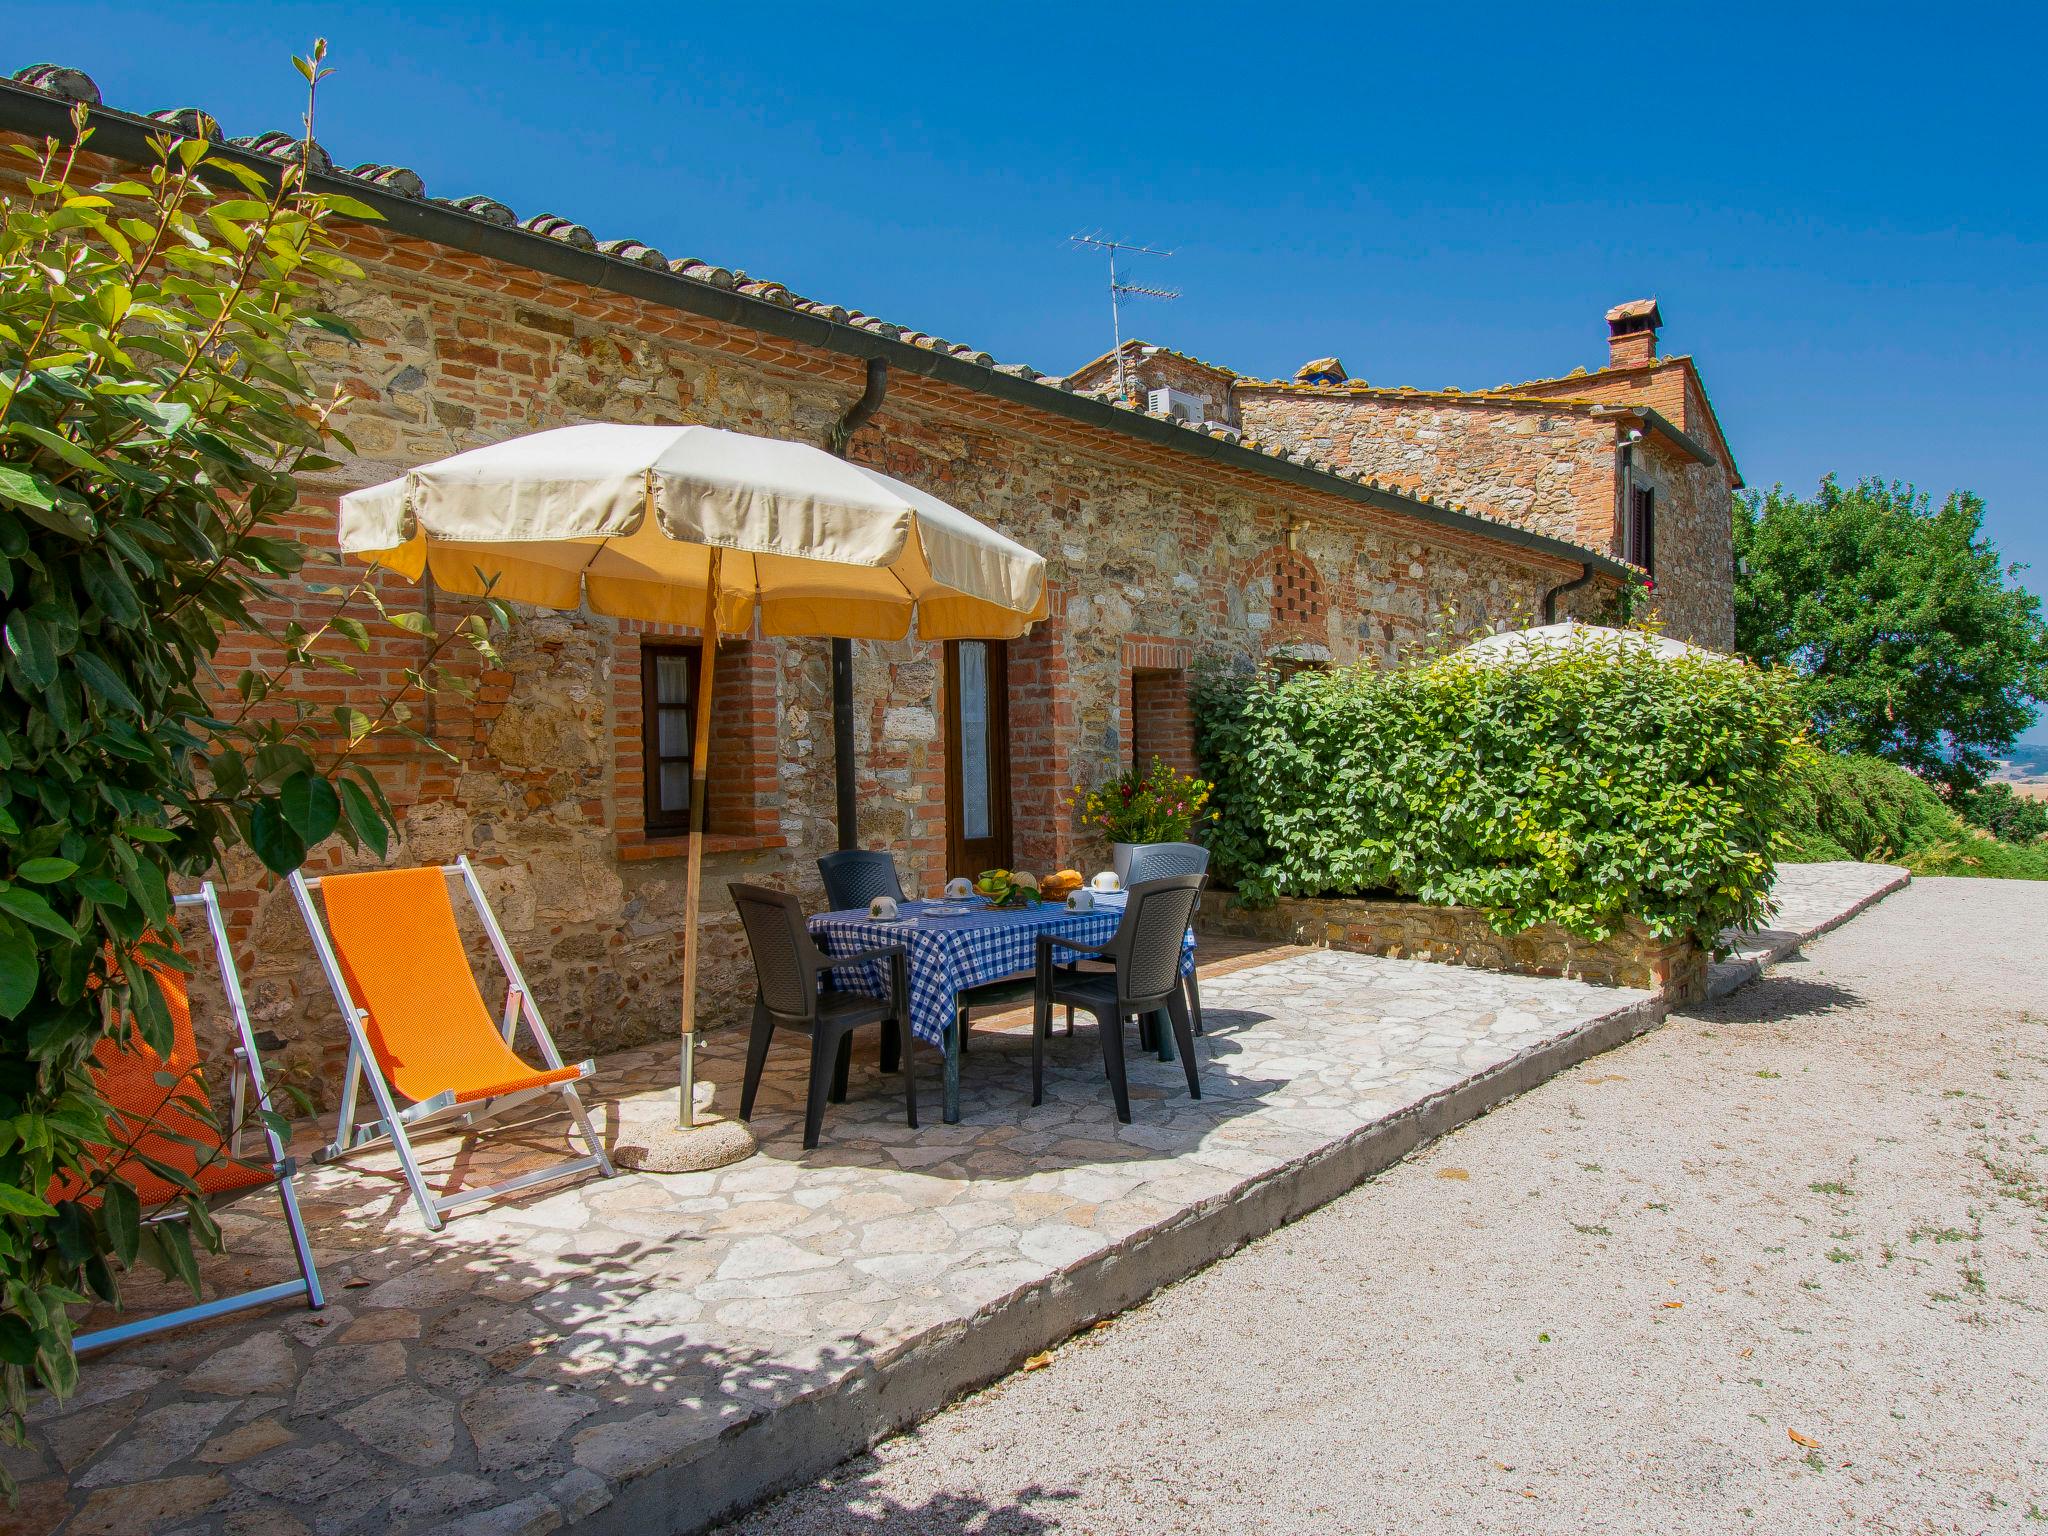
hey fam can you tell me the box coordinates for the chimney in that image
[1605,298,1662,369]
[1294,356,1347,385]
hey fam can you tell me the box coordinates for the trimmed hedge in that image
[1780,750,2048,879]
[1192,646,1807,946]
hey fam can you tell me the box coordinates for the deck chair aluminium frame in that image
[75,883,325,1354]
[290,857,615,1232]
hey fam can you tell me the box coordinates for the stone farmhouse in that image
[1065,299,1743,650]
[0,65,1739,1086]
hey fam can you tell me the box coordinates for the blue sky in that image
[18,1,2047,740]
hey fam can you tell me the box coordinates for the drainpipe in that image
[826,359,890,850]
[1542,562,1596,624]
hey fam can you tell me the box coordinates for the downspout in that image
[1542,562,1596,624]
[826,358,890,850]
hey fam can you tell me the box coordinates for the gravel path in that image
[720,877,2048,1535]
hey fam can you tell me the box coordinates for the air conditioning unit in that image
[1147,387,1206,423]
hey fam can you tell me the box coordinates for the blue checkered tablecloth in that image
[808,895,1193,1046]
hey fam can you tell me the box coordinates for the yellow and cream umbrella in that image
[339,423,1046,1157]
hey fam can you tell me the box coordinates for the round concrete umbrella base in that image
[610,1082,757,1173]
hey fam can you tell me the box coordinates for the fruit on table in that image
[974,869,1040,906]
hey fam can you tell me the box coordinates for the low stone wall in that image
[1204,892,1706,1002]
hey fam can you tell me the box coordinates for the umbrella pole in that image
[678,550,721,1128]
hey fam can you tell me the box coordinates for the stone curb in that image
[585,991,1671,1535]
[1705,867,1912,1000]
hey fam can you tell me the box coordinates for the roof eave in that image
[0,79,1634,581]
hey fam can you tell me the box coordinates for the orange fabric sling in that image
[318,867,579,1105]
[51,951,272,1209]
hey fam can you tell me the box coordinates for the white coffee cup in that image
[944,877,976,899]
[868,895,899,920]
[1091,870,1121,893]
[1065,888,1096,912]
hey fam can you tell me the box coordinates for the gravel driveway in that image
[720,877,2048,1535]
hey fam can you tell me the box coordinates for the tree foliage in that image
[1192,644,1805,946]
[1734,476,2048,791]
[0,50,503,1467]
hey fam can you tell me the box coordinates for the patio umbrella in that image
[1458,619,1728,664]
[338,423,1047,1160]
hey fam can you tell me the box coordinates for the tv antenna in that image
[1070,233,1179,401]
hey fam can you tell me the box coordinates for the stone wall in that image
[1204,893,1707,1003]
[1234,386,1618,550]
[1628,433,1737,651]
[0,140,1621,1102]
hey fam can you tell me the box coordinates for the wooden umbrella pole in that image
[677,549,721,1128]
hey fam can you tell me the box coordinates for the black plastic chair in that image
[1122,842,1211,884]
[1073,842,1210,1040]
[730,883,915,1150]
[817,849,906,912]
[1032,873,1206,1123]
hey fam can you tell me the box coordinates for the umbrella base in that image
[611,1082,757,1173]
[614,1115,757,1173]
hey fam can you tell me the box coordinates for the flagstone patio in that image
[2,865,1905,1536]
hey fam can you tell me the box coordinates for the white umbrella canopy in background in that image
[1458,619,1730,664]
[338,424,1048,1160]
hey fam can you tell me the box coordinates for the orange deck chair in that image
[290,858,614,1230]
[65,884,323,1354]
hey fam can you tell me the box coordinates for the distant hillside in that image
[1994,742,2048,782]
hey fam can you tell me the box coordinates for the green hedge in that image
[1780,750,2048,879]
[1192,647,1807,946]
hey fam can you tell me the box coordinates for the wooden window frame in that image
[640,641,703,837]
[1627,485,1656,576]
[943,638,1014,878]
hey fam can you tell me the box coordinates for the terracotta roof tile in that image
[1,61,1634,574]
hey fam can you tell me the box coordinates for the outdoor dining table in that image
[808,893,1196,1124]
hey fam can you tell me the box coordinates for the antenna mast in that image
[1069,233,1180,402]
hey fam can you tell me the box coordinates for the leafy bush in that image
[1779,751,2048,879]
[1955,780,2048,845]
[1192,644,1806,946]
[0,55,502,1464]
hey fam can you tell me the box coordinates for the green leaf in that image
[0,925,36,1018]
[73,649,143,714]
[13,857,78,884]
[0,1184,56,1219]
[0,885,78,941]
[338,777,390,858]
[4,609,58,688]
[100,1180,141,1266]
[279,771,340,848]
[248,799,306,876]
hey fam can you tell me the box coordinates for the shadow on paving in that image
[1695,974,1867,1025]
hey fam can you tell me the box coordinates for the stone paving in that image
[2,865,1903,1536]
[1711,860,1910,997]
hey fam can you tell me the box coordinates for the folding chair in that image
[290,858,616,1232]
[68,883,324,1354]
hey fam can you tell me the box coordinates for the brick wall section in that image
[5,143,1633,1091]
[1120,637,1197,777]
[1235,387,1619,552]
